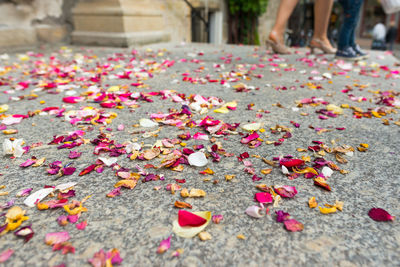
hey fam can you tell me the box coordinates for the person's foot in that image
[309,38,336,54]
[266,31,291,54]
[352,44,369,59]
[335,46,362,61]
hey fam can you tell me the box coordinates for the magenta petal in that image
[68,151,82,159]
[368,208,395,222]
[62,167,76,176]
[14,225,34,242]
[157,236,171,254]
[275,210,290,222]
[254,192,273,204]
[284,219,304,232]
[178,210,207,227]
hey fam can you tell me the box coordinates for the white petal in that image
[188,152,208,167]
[3,139,12,155]
[55,182,78,191]
[13,145,24,157]
[245,206,265,218]
[2,116,23,126]
[24,188,54,207]
[242,122,261,132]
[139,118,158,128]
[322,166,333,178]
[98,157,117,167]
[282,165,289,174]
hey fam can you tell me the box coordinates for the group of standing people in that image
[372,20,398,51]
[266,0,368,60]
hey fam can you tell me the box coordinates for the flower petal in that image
[45,231,70,245]
[254,192,273,204]
[24,188,54,207]
[245,205,265,218]
[284,219,304,232]
[188,152,208,167]
[173,211,211,238]
[368,208,395,222]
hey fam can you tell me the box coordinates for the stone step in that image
[71,30,170,47]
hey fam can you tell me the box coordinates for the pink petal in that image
[368,208,395,222]
[274,185,298,198]
[241,132,259,144]
[45,231,70,245]
[68,151,82,159]
[284,219,304,232]
[254,192,273,204]
[156,236,171,254]
[178,210,207,227]
[68,215,79,223]
[20,158,36,168]
[0,249,14,263]
[62,96,84,104]
[212,214,223,224]
[76,220,88,230]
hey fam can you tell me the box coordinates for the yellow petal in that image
[319,206,337,214]
[114,179,137,189]
[293,167,318,175]
[0,104,9,113]
[308,197,318,208]
[32,157,46,167]
[326,104,343,115]
[172,211,211,238]
[213,107,229,113]
[189,188,206,197]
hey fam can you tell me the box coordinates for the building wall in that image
[0,0,77,49]
[0,0,228,48]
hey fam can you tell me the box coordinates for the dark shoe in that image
[353,44,369,59]
[335,47,362,61]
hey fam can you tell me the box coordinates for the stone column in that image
[258,1,280,46]
[71,0,171,47]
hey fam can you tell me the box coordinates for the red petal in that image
[79,164,96,176]
[368,208,395,222]
[178,210,207,227]
[280,159,304,168]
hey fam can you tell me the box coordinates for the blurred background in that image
[0,0,395,50]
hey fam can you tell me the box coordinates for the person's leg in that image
[312,0,334,46]
[337,0,359,50]
[269,0,299,44]
[348,0,364,48]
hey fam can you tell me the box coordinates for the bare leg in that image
[269,0,299,44]
[311,0,334,49]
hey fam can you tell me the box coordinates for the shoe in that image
[309,39,336,54]
[335,46,362,61]
[266,32,291,54]
[352,44,369,59]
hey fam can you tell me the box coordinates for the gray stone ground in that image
[0,43,399,267]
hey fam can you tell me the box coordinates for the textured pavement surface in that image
[0,43,399,267]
